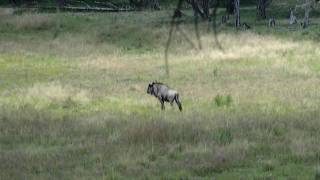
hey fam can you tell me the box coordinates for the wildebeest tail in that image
[175,94,182,111]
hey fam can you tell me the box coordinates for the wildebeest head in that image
[147,83,154,95]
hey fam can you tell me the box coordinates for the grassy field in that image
[1,6,320,179]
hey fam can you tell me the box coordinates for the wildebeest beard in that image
[147,82,182,111]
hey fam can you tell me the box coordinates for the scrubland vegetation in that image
[1,3,320,179]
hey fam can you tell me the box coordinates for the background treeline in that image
[1,0,257,9]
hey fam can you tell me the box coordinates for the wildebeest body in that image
[147,82,182,111]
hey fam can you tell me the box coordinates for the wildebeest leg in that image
[159,99,165,110]
[174,94,182,111]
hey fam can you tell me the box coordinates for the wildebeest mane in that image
[152,81,164,85]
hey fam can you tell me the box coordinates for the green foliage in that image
[214,95,232,107]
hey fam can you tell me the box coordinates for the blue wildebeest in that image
[147,82,182,111]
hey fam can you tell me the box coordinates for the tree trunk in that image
[235,0,241,28]
[302,7,311,28]
[147,0,160,10]
[165,0,185,77]
[10,0,18,6]
[188,0,210,20]
[201,0,209,19]
[302,0,312,28]
[256,0,267,19]
[226,0,235,15]
[289,9,297,24]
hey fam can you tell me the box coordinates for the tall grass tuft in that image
[216,127,233,145]
[213,95,232,107]
[213,67,219,78]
